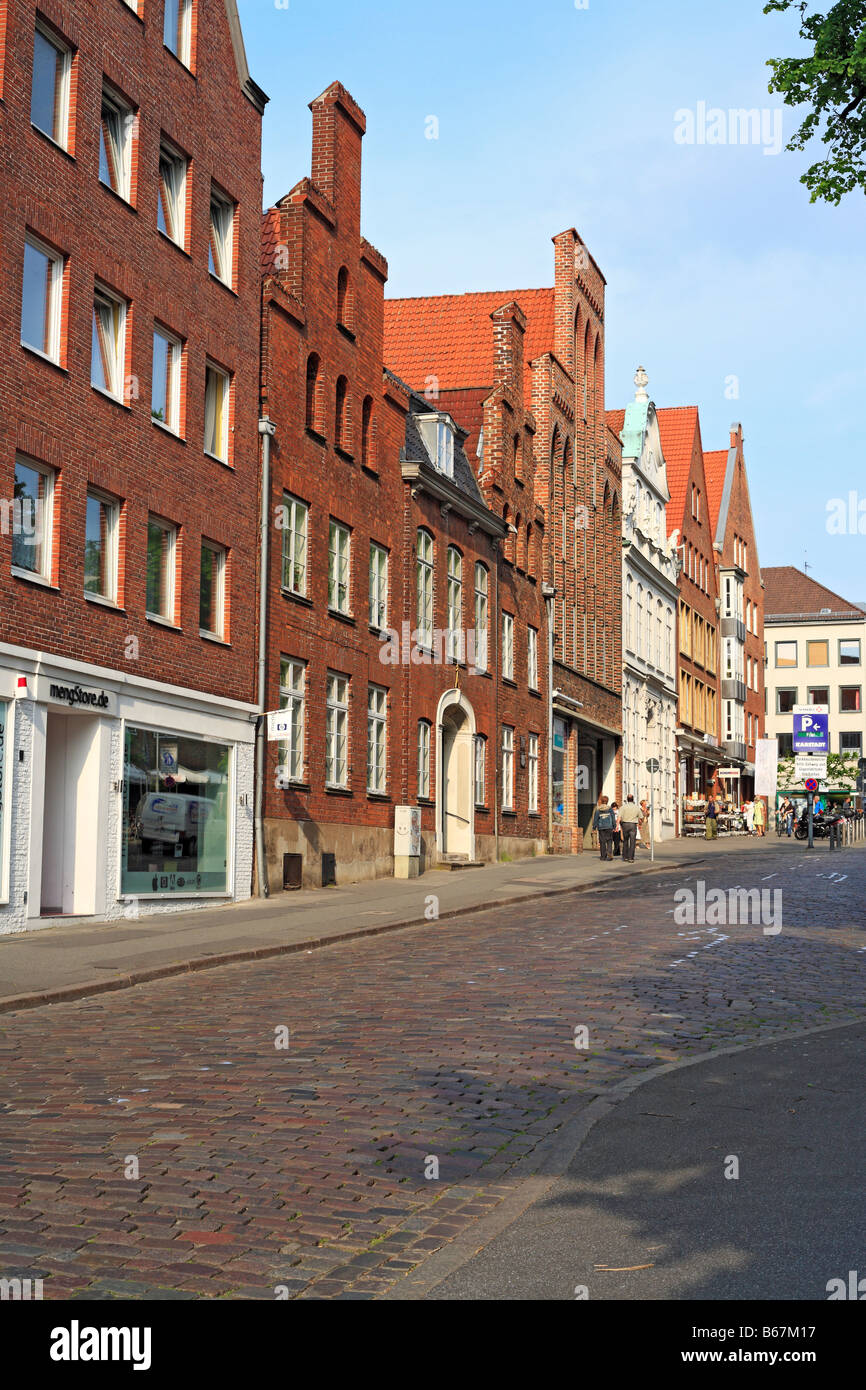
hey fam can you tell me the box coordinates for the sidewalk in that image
[0,833,785,1014]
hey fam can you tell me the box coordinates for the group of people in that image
[591,796,652,863]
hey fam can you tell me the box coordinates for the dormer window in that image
[417,412,456,478]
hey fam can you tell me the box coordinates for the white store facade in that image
[0,643,255,934]
[617,370,680,840]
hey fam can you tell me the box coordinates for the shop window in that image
[122,728,230,896]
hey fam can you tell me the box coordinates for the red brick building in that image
[704,424,766,800]
[258,83,548,890]
[0,0,266,929]
[658,407,723,813]
[384,229,622,853]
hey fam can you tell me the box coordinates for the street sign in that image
[266,710,292,742]
[795,753,828,782]
[805,777,819,794]
[792,705,830,755]
[645,758,660,773]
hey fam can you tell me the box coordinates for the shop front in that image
[0,655,255,933]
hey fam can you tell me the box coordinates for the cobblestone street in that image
[1,842,864,1300]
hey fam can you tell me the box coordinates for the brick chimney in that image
[309,81,366,230]
[491,301,526,393]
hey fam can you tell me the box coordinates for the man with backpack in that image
[592,796,617,861]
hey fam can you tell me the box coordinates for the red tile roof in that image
[384,289,556,392]
[702,449,729,534]
[763,567,864,620]
[656,406,700,533]
[606,409,626,437]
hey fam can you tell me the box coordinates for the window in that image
[446,548,462,661]
[11,456,54,580]
[31,22,71,148]
[21,235,63,362]
[840,687,861,713]
[369,543,388,630]
[367,686,387,794]
[775,641,797,668]
[146,516,176,621]
[326,673,349,788]
[807,687,829,706]
[840,639,861,666]
[328,521,350,614]
[164,0,192,67]
[280,495,308,596]
[502,727,514,811]
[474,564,488,672]
[436,419,454,477]
[416,530,433,648]
[528,626,539,690]
[91,286,127,400]
[199,541,226,639]
[502,613,514,681]
[122,728,230,894]
[418,720,431,799]
[99,86,134,201]
[528,732,539,813]
[777,732,794,757]
[841,731,863,756]
[157,141,187,247]
[278,659,305,783]
[807,639,829,667]
[204,362,230,461]
[84,489,119,602]
[474,735,486,806]
[209,187,235,287]
[152,328,182,432]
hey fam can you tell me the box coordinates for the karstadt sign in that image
[792,705,830,755]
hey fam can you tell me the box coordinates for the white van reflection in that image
[133,792,214,856]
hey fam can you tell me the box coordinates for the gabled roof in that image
[703,449,729,534]
[763,567,865,622]
[224,1,268,112]
[384,289,556,391]
[656,406,700,532]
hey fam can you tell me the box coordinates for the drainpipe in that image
[493,545,500,864]
[255,416,276,899]
[542,583,555,852]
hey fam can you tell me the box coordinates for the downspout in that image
[255,415,276,899]
[493,542,500,864]
[543,584,555,852]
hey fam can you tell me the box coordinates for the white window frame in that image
[99,84,134,202]
[164,0,192,67]
[209,186,235,288]
[152,326,182,433]
[83,487,119,604]
[21,234,63,363]
[329,521,351,614]
[474,734,486,807]
[528,732,539,813]
[31,21,71,149]
[502,612,514,681]
[199,540,226,640]
[92,285,127,401]
[416,529,433,648]
[474,563,489,672]
[326,673,349,789]
[446,547,463,662]
[418,720,431,799]
[158,139,188,248]
[502,726,514,812]
[11,455,55,583]
[145,515,177,622]
[281,495,308,596]
[369,543,388,630]
[436,419,454,477]
[367,685,387,794]
[204,361,230,462]
[528,626,539,691]
[278,659,306,784]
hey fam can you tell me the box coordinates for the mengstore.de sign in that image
[33,674,118,716]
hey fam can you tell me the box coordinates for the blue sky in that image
[238,0,866,603]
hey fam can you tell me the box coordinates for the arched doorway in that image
[436,690,475,860]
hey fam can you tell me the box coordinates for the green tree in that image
[765,0,866,203]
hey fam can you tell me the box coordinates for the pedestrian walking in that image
[743,798,755,835]
[705,795,719,840]
[592,796,617,861]
[639,799,651,850]
[780,796,795,837]
[754,797,766,837]
[611,802,622,857]
[619,796,640,862]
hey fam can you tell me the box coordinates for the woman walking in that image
[754,797,767,837]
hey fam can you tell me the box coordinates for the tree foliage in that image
[765,0,866,202]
